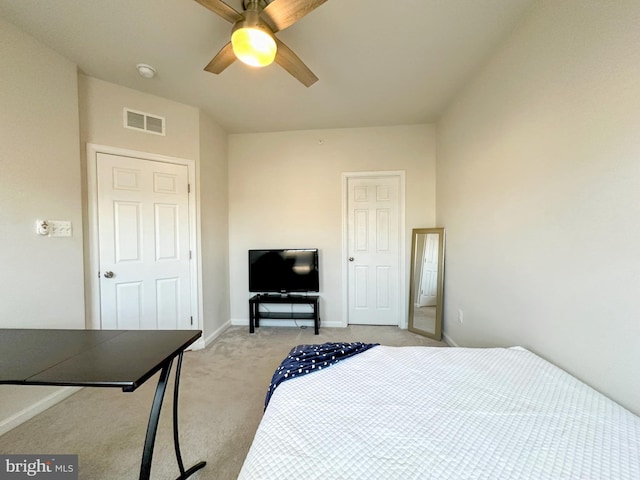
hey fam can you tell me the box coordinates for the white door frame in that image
[85,143,202,333]
[341,171,406,328]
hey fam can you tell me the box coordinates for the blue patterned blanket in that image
[264,341,379,409]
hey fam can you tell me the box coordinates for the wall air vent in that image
[124,108,165,136]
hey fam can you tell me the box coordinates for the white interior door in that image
[347,175,401,325]
[97,153,192,330]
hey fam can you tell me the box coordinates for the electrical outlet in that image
[458,308,464,324]
[36,220,50,236]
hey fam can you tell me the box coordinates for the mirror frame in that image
[407,228,445,340]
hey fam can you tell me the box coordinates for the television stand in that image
[249,294,320,335]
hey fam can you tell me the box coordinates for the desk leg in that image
[139,354,206,480]
[139,360,171,480]
[173,352,206,479]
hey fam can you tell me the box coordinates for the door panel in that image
[155,204,179,260]
[115,281,143,329]
[347,176,400,325]
[156,278,180,329]
[114,202,142,262]
[354,266,368,308]
[376,266,391,308]
[97,153,191,330]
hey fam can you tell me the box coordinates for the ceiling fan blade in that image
[194,0,243,24]
[261,0,328,33]
[204,42,237,74]
[274,38,318,87]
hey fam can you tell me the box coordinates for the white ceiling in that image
[0,0,535,134]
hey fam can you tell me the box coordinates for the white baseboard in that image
[0,387,80,436]
[201,320,231,348]
[442,331,459,347]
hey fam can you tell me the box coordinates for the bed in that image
[238,344,640,479]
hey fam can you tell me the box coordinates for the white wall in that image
[228,125,436,328]
[437,0,640,413]
[0,17,84,434]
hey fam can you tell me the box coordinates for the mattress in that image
[238,346,640,479]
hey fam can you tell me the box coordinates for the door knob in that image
[349,257,354,261]
[103,271,114,278]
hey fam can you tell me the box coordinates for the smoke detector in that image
[136,64,156,79]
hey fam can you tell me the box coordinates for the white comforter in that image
[239,346,640,479]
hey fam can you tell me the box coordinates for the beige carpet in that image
[0,325,446,479]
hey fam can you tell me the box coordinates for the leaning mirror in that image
[408,228,444,340]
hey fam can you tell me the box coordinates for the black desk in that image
[249,294,321,334]
[0,329,206,480]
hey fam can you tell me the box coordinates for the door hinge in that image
[189,250,192,260]
[190,316,193,326]
[187,183,191,193]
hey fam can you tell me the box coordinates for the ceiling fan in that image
[195,0,328,87]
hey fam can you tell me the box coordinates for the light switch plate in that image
[49,220,72,237]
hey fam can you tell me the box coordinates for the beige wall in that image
[78,76,199,329]
[78,76,200,161]
[437,0,640,413]
[0,18,84,433]
[0,20,84,328]
[198,110,231,341]
[78,76,230,340]
[0,25,230,433]
[228,125,436,328]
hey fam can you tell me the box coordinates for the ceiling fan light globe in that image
[231,27,277,67]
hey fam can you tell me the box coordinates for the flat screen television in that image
[249,249,319,294]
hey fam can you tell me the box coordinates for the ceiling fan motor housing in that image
[232,5,274,37]
[242,0,271,10]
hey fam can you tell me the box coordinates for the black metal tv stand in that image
[249,294,321,334]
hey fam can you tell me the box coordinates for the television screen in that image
[249,249,319,294]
